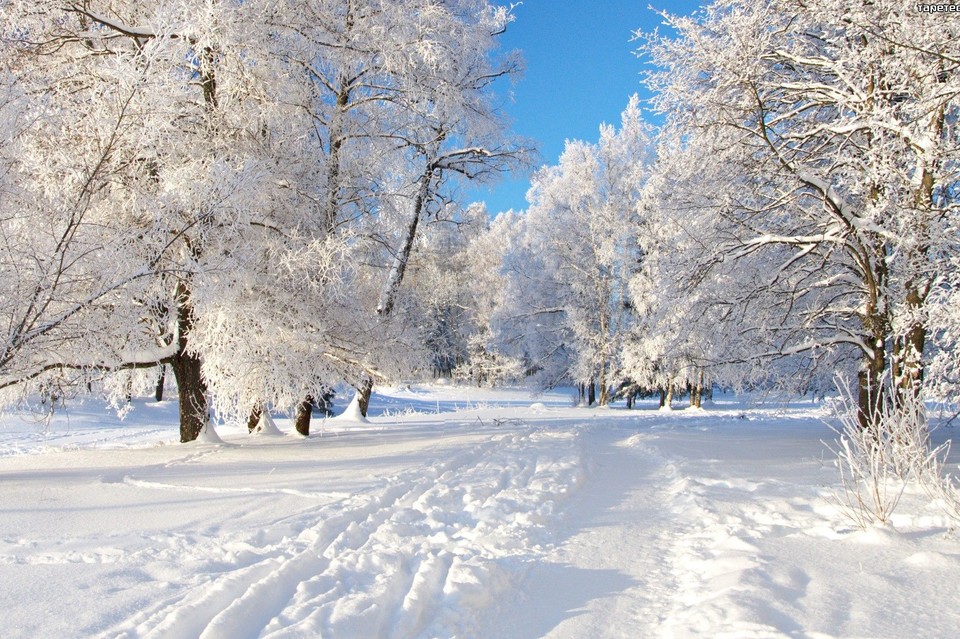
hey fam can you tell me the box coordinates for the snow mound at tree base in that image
[251,412,283,436]
[197,421,224,444]
[331,393,370,424]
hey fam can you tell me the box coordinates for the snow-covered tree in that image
[396,202,487,378]
[639,0,960,424]
[494,97,651,404]
[0,1,244,439]
[441,209,523,387]
[344,0,529,415]
[1,2,353,439]
[0,23,165,402]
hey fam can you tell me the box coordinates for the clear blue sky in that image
[467,0,704,214]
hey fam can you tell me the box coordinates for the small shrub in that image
[827,380,955,529]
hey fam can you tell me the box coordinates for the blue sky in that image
[467,0,704,214]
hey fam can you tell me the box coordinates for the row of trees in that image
[459,97,650,404]
[460,0,958,426]
[0,0,526,441]
[638,0,959,425]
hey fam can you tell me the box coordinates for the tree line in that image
[1,0,957,441]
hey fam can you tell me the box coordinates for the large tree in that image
[1,1,344,440]
[639,0,960,424]
[348,0,528,416]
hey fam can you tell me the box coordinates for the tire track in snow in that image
[121,476,353,501]
[100,426,584,639]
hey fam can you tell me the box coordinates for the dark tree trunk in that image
[376,167,433,317]
[294,396,313,436]
[154,365,166,402]
[857,243,890,431]
[587,381,596,407]
[890,102,941,407]
[900,321,926,388]
[357,378,373,418]
[247,403,263,433]
[171,349,207,443]
[170,283,208,443]
[200,47,218,109]
[358,161,436,420]
[659,388,666,408]
[690,370,703,408]
[893,284,928,406]
[857,346,887,432]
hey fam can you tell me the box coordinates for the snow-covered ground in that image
[2,385,959,638]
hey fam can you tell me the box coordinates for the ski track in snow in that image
[88,426,584,639]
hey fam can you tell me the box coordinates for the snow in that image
[251,412,283,437]
[333,392,370,424]
[2,386,959,638]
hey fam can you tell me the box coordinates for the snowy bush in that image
[828,380,959,529]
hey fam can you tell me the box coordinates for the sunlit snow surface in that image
[1,386,959,638]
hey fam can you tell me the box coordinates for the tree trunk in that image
[357,378,373,418]
[857,346,887,432]
[665,382,674,410]
[294,396,313,436]
[659,388,666,408]
[597,367,609,407]
[323,72,352,235]
[170,349,207,443]
[857,294,888,432]
[154,365,166,402]
[170,283,208,443]
[690,369,703,408]
[357,162,435,419]
[891,100,943,405]
[247,403,263,433]
[893,299,926,399]
[857,237,890,431]
[891,154,937,404]
[587,380,596,406]
[377,166,433,316]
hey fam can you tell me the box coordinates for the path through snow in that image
[481,424,679,637]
